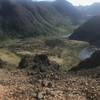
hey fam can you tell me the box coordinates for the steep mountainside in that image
[0,0,81,38]
[69,16,100,46]
[78,3,100,18]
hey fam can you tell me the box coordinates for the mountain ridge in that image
[69,15,100,47]
[0,0,81,38]
[78,3,100,18]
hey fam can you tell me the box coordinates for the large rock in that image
[33,54,50,66]
[18,54,59,72]
[0,59,8,69]
[18,55,33,69]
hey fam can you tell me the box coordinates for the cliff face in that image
[0,0,81,38]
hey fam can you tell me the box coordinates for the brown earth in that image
[0,68,99,100]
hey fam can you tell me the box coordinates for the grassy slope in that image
[0,49,20,66]
[2,38,88,71]
[0,0,81,38]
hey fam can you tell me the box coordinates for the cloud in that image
[33,0,100,6]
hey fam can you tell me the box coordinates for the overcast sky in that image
[35,0,100,6]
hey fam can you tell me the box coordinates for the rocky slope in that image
[0,38,98,99]
[0,67,100,100]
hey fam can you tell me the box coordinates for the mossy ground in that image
[0,38,88,71]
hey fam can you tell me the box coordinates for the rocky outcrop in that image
[18,54,59,72]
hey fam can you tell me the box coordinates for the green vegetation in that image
[2,38,88,71]
[0,0,81,38]
[0,48,21,69]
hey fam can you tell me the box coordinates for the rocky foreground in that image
[0,38,98,100]
[0,68,99,100]
[0,53,100,100]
